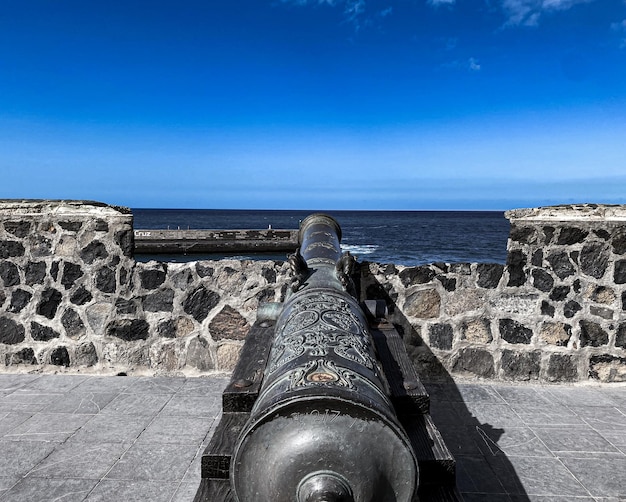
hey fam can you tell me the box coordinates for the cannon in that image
[196,214,458,502]
[231,214,418,501]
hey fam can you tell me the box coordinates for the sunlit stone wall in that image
[361,204,626,382]
[1,200,624,382]
[0,200,289,375]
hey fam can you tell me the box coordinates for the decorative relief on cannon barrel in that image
[268,290,376,374]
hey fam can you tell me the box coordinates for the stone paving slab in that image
[424,381,626,502]
[0,374,624,501]
[0,373,227,501]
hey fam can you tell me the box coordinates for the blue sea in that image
[132,209,510,266]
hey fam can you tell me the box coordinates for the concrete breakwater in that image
[0,200,624,382]
[134,228,298,254]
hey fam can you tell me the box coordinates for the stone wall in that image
[1,200,625,382]
[0,200,290,375]
[359,204,626,383]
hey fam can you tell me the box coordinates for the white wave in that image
[341,244,379,255]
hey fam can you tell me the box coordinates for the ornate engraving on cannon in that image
[268,291,375,374]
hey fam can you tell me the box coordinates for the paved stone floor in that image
[0,373,624,501]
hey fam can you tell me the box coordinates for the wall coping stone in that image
[0,200,131,217]
[506,204,626,222]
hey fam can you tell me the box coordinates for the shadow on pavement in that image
[366,272,530,502]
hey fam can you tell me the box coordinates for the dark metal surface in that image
[230,214,418,502]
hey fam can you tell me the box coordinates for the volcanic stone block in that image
[106,319,150,341]
[25,261,46,285]
[171,269,193,290]
[142,289,175,312]
[501,350,540,380]
[61,262,84,289]
[477,264,504,288]
[31,322,61,341]
[579,242,609,279]
[452,348,494,378]
[95,219,109,232]
[157,319,176,338]
[0,241,25,259]
[594,228,611,240]
[59,220,82,232]
[95,266,116,293]
[217,343,242,371]
[86,303,113,332]
[531,250,543,266]
[186,336,214,371]
[4,221,31,238]
[541,301,555,317]
[506,250,526,286]
[404,289,441,319]
[563,300,582,318]
[140,269,167,290]
[539,322,571,346]
[9,289,32,313]
[617,323,626,348]
[543,226,555,244]
[61,308,86,339]
[549,286,570,302]
[0,317,25,344]
[80,240,109,264]
[50,347,70,367]
[614,260,626,284]
[591,286,615,304]
[183,286,220,322]
[196,263,214,278]
[532,269,554,292]
[499,319,533,344]
[37,288,62,319]
[115,298,137,314]
[557,227,588,245]
[437,275,456,292]
[547,354,578,382]
[209,305,250,340]
[5,348,37,365]
[0,261,20,287]
[399,266,435,287]
[428,323,453,350]
[589,355,626,382]
[613,228,626,254]
[547,252,575,279]
[509,226,535,244]
[75,342,98,366]
[50,261,59,280]
[70,286,93,306]
[579,320,609,347]
[120,267,129,286]
[114,229,133,256]
[589,306,613,320]
[461,318,492,343]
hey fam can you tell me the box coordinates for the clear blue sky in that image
[1,0,625,210]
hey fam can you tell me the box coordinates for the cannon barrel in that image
[231,214,418,502]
